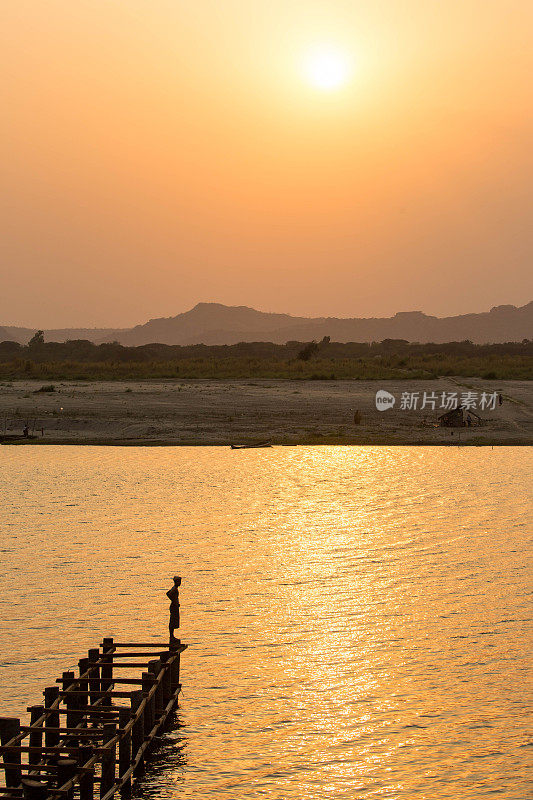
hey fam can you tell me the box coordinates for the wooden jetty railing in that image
[0,638,187,800]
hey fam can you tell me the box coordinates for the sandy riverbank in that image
[1,378,532,446]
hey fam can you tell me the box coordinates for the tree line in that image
[0,331,531,364]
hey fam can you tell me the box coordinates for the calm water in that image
[0,446,532,799]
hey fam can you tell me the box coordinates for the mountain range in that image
[1,301,532,346]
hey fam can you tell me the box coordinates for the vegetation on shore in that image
[0,334,531,380]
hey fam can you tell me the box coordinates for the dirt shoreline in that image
[1,378,532,446]
[5,438,533,446]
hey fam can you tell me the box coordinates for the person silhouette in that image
[166,576,181,642]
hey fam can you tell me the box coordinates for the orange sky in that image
[1,0,532,328]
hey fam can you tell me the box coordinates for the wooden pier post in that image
[43,687,60,748]
[160,653,172,706]
[28,706,44,767]
[87,649,100,706]
[101,639,114,707]
[78,657,89,690]
[118,708,131,798]
[62,672,79,732]
[77,658,89,723]
[78,745,94,800]
[169,647,180,691]
[56,757,77,800]
[0,717,22,787]
[99,723,116,799]
[129,691,144,777]
[141,673,154,738]
[148,660,163,719]
[21,778,49,800]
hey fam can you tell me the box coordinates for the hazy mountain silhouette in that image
[2,301,532,345]
[1,326,127,346]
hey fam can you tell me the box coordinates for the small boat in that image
[230,442,272,449]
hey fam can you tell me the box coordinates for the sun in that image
[302,45,352,91]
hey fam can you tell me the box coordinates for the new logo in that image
[375,390,396,411]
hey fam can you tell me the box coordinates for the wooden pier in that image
[0,638,187,800]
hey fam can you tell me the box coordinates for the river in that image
[0,446,531,799]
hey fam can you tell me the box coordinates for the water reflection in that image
[134,712,188,799]
[0,446,531,799]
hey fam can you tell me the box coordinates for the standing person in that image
[498,393,503,406]
[166,576,181,642]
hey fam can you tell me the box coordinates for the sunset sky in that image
[1,0,532,328]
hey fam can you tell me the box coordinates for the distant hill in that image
[2,301,532,345]
[1,326,125,346]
